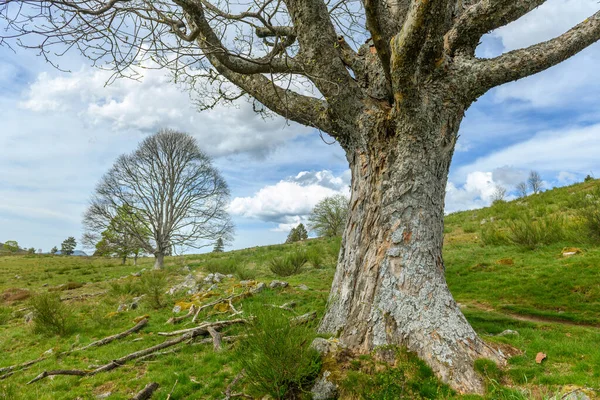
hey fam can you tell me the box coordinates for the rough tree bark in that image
[4,0,600,394]
[319,99,503,392]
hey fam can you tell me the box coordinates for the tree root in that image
[131,382,159,400]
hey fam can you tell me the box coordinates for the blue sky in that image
[1,0,600,253]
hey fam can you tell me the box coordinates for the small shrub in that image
[109,279,142,296]
[236,307,321,399]
[506,214,569,249]
[269,250,307,277]
[577,191,600,243]
[480,224,510,246]
[29,292,74,336]
[1,288,31,303]
[235,264,258,281]
[0,306,11,325]
[204,258,237,275]
[306,249,324,269]
[463,224,477,233]
[140,271,167,309]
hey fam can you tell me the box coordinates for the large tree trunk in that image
[319,106,505,394]
[153,253,164,270]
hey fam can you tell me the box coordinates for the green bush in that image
[236,307,321,399]
[506,214,569,249]
[269,250,307,277]
[480,224,510,246]
[204,258,238,275]
[29,292,74,336]
[234,264,258,281]
[0,306,11,325]
[576,189,600,242]
[306,249,324,269]
[109,279,142,296]
[140,271,167,308]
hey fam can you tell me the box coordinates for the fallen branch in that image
[166,379,178,400]
[265,301,297,311]
[61,291,108,302]
[0,357,47,376]
[67,318,148,353]
[158,318,248,337]
[192,334,247,346]
[132,382,159,400]
[192,290,257,323]
[27,369,88,384]
[167,305,197,324]
[291,312,317,326]
[222,369,249,400]
[28,319,247,384]
[207,326,222,351]
[136,349,181,363]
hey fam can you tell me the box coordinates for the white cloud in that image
[19,67,312,158]
[446,172,496,213]
[228,170,350,224]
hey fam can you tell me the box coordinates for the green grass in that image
[1,181,600,398]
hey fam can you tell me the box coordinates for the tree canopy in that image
[308,195,349,237]
[61,237,77,256]
[82,129,234,269]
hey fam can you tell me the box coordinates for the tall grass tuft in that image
[506,214,570,250]
[306,249,324,269]
[29,292,74,336]
[236,307,321,399]
[140,271,167,308]
[204,258,238,275]
[269,250,307,276]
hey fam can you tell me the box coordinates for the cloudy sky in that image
[1,0,599,253]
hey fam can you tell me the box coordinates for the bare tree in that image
[528,170,544,195]
[3,0,600,392]
[491,184,507,203]
[516,182,528,198]
[83,129,233,269]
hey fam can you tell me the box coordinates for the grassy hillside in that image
[1,180,600,399]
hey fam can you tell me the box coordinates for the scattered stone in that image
[226,274,234,278]
[252,282,266,293]
[310,370,338,400]
[497,329,519,337]
[43,348,53,355]
[14,275,21,280]
[310,338,344,356]
[239,280,253,286]
[562,247,582,257]
[130,301,139,310]
[269,280,289,289]
[117,303,128,312]
[167,274,199,295]
[24,312,34,323]
[296,284,310,291]
[214,272,226,282]
[172,305,182,313]
[535,352,547,364]
[96,392,112,399]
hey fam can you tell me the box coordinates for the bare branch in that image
[446,0,547,56]
[469,10,600,96]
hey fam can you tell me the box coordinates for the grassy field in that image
[1,180,600,399]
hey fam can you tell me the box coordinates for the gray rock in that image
[239,280,253,286]
[182,266,191,273]
[497,329,519,337]
[213,272,226,282]
[562,391,591,400]
[252,282,267,293]
[96,392,112,399]
[167,274,198,295]
[42,283,49,287]
[130,301,139,310]
[24,312,34,323]
[269,280,289,289]
[297,284,310,291]
[310,371,338,400]
[117,303,128,312]
[172,305,182,313]
[14,275,21,280]
[226,274,234,278]
[310,338,343,356]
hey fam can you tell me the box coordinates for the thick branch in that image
[469,10,600,95]
[363,0,392,83]
[446,0,547,56]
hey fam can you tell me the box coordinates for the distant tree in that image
[3,240,19,253]
[27,248,36,254]
[37,249,43,254]
[60,237,77,256]
[50,246,58,255]
[83,129,234,269]
[528,171,544,195]
[516,182,528,198]
[584,174,594,182]
[308,195,349,237]
[296,223,308,241]
[490,185,507,203]
[285,223,309,244]
[213,238,225,253]
[85,205,149,265]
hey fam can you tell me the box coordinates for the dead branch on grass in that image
[132,382,159,400]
